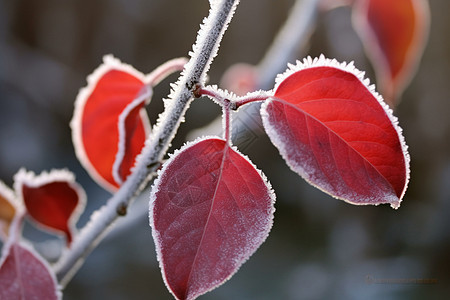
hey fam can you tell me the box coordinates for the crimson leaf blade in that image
[0,241,61,300]
[0,181,17,239]
[262,56,409,209]
[150,137,275,300]
[14,169,86,246]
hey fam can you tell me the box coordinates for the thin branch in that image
[229,0,321,143]
[233,91,272,109]
[145,57,189,87]
[54,0,240,286]
[257,0,320,89]
[194,85,230,104]
[186,0,321,142]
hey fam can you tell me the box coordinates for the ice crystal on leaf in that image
[262,55,410,209]
[150,137,275,300]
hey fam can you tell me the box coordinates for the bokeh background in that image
[1,0,449,299]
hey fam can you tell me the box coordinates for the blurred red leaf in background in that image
[0,182,17,239]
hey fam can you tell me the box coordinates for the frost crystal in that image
[264,55,410,208]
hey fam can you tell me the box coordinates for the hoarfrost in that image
[149,136,274,300]
[265,55,410,207]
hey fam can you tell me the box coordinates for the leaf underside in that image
[72,58,150,192]
[150,138,274,300]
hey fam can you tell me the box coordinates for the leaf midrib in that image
[270,96,399,198]
[184,141,229,299]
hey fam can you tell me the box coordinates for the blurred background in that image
[1,0,449,299]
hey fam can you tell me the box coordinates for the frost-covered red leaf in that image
[150,138,275,300]
[71,55,151,191]
[0,241,61,300]
[262,56,409,209]
[0,182,16,238]
[353,0,430,106]
[14,169,86,245]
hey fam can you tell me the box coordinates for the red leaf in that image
[220,63,258,96]
[150,138,275,300]
[352,0,430,106]
[14,169,86,245]
[71,55,151,192]
[262,56,409,209]
[0,241,61,300]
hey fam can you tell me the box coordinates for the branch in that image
[186,0,321,142]
[54,0,240,286]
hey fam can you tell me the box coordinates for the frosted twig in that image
[196,84,271,109]
[145,57,188,87]
[233,90,272,109]
[223,101,232,143]
[187,0,321,141]
[54,0,240,287]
